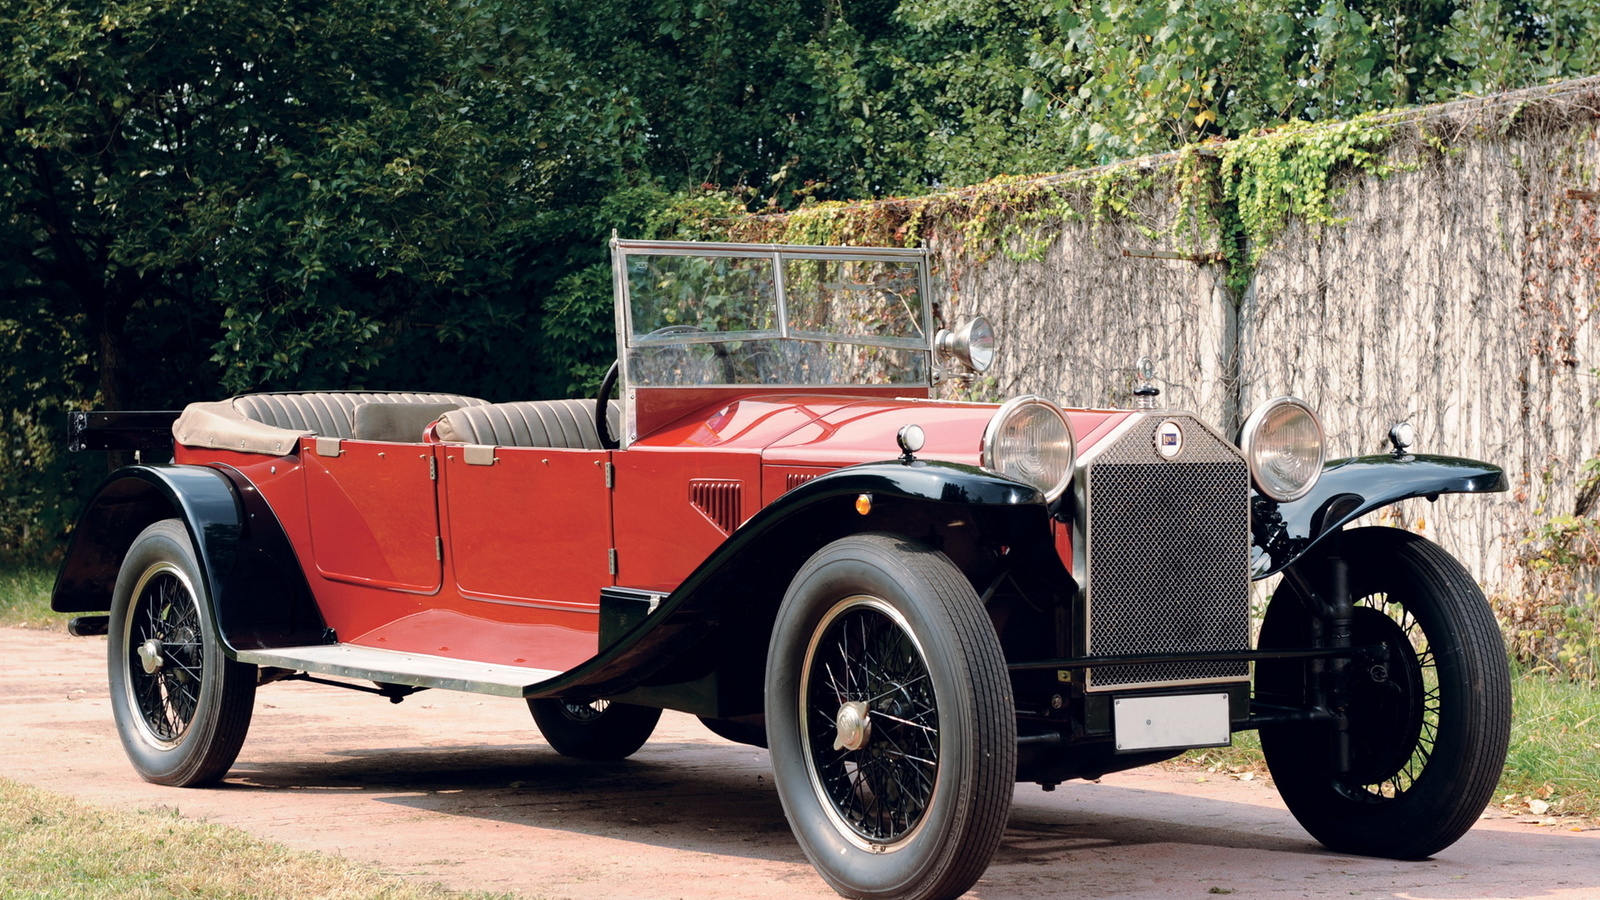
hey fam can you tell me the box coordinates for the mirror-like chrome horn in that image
[935,316,996,374]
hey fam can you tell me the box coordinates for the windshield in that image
[614,240,932,389]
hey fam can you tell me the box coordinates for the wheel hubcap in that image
[138,638,164,674]
[832,700,872,751]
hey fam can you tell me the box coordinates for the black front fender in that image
[53,464,325,652]
[1251,453,1505,578]
[524,459,1049,701]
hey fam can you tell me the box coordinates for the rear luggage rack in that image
[67,410,181,452]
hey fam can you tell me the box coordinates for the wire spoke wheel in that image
[802,597,939,846]
[1337,595,1434,801]
[1256,527,1510,860]
[108,519,255,787]
[125,564,206,745]
[527,696,661,760]
[767,534,1014,900]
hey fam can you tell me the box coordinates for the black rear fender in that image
[52,465,325,653]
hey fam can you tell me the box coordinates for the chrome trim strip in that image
[610,235,635,448]
[1070,411,1147,597]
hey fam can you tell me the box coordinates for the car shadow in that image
[220,738,1600,900]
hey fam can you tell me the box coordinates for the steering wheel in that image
[595,360,621,450]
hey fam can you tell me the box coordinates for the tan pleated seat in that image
[232,392,486,439]
[435,399,619,450]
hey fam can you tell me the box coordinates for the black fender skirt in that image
[1250,453,1506,578]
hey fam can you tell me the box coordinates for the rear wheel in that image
[766,534,1015,900]
[108,519,256,786]
[528,698,661,760]
[1257,527,1510,859]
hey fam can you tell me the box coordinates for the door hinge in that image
[604,461,615,489]
[429,455,437,480]
[608,548,618,576]
[435,536,444,561]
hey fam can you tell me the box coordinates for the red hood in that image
[634,392,1134,470]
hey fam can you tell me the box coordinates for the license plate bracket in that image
[1113,693,1230,753]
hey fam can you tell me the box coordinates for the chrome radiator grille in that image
[1080,414,1252,691]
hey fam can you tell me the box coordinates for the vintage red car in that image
[55,239,1511,900]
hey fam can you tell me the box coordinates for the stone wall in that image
[905,77,1600,602]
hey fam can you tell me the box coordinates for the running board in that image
[235,644,563,698]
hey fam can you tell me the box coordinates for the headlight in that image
[936,316,995,373]
[1239,397,1325,501]
[981,396,1075,501]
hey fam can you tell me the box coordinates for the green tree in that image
[6,0,1600,560]
[1019,0,1600,162]
[0,0,626,556]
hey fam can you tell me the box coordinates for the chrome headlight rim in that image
[980,395,1076,502]
[1239,396,1326,502]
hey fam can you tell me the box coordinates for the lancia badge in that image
[1155,419,1184,459]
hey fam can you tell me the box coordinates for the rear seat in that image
[435,399,620,450]
[174,391,489,455]
[233,392,486,439]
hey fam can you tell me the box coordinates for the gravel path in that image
[2,626,1595,899]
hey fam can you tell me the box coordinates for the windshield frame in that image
[609,239,935,446]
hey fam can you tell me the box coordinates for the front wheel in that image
[108,519,256,786]
[766,534,1016,900]
[1256,527,1510,859]
[528,698,661,760]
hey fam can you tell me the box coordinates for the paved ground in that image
[2,625,1596,900]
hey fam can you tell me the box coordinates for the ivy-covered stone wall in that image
[710,75,1600,636]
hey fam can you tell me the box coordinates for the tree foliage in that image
[1022,0,1600,161]
[0,0,613,555]
[3,0,1599,558]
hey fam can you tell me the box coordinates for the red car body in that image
[54,239,1513,900]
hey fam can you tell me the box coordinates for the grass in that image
[0,565,61,629]
[1500,668,1600,819]
[0,777,515,900]
[1182,667,1600,821]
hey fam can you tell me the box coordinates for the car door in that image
[439,445,614,611]
[302,438,443,592]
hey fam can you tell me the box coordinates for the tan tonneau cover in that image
[172,399,309,455]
